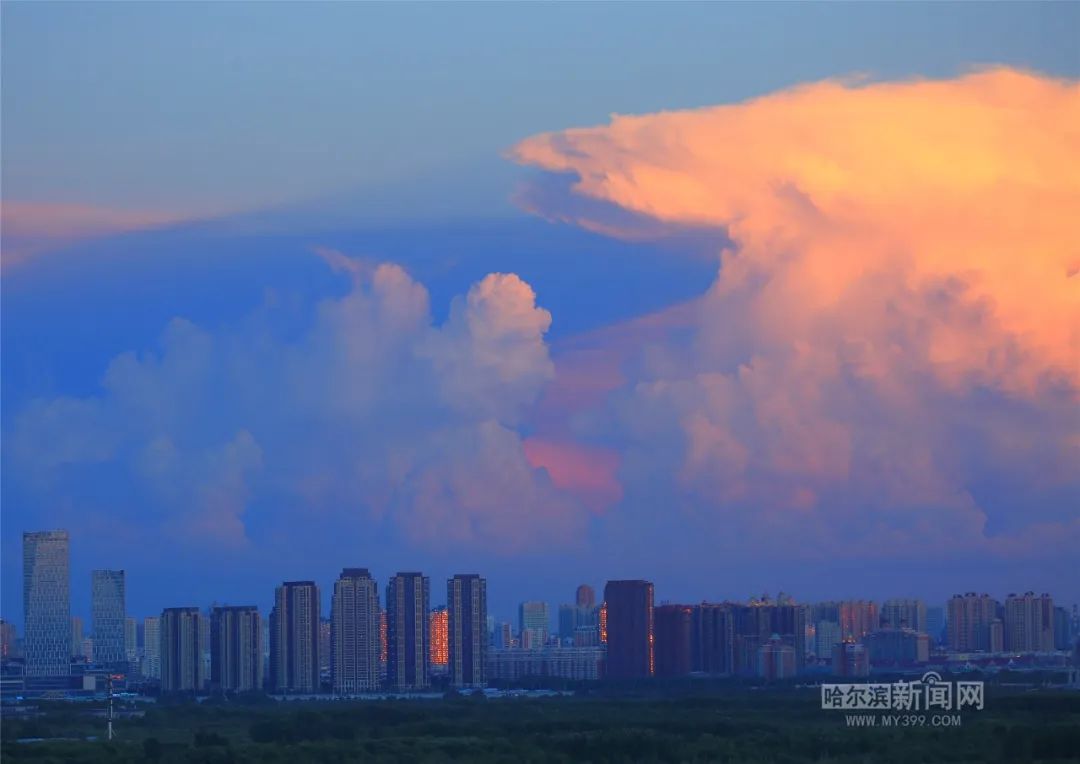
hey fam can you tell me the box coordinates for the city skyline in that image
[2,2,1079,645]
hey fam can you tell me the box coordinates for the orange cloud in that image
[1,201,183,267]
[523,436,623,512]
[513,67,1080,397]
[513,68,1080,557]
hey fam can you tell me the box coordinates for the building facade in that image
[448,574,487,688]
[331,568,380,694]
[690,603,733,675]
[880,599,926,633]
[210,606,262,693]
[270,581,320,694]
[161,607,204,693]
[518,601,550,648]
[143,616,161,679]
[487,647,605,681]
[386,572,430,691]
[91,569,126,667]
[1004,592,1054,652]
[654,604,693,677]
[948,593,1002,652]
[603,580,654,679]
[23,530,71,677]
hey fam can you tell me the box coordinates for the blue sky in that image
[2,3,1078,629]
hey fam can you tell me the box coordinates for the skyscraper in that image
[210,606,262,692]
[448,574,487,688]
[386,572,430,691]
[691,603,733,675]
[331,568,380,694]
[143,616,161,679]
[1004,592,1054,652]
[91,569,126,667]
[23,530,71,677]
[576,584,596,610]
[270,581,320,694]
[604,580,654,679]
[518,601,550,648]
[125,617,138,665]
[654,604,693,677]
[71,616,84,658]
[161,607,204,693]
[430,607,449,672]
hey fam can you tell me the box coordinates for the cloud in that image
[0,202,184,267]
[514,67,1080,558]
[6,255,581,554]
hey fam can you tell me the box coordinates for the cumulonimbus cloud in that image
[512,67,1080,557]
[8,255,584,554]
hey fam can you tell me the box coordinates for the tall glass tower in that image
[91,569,127,667]
[23,530,71,677]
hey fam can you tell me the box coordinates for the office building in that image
[125,617,138,665]
[143,616,161,679]
[331,569,380,694]
[387,572,430,690]
[604,580,654,679]
[210,606,262,692]
[23,530,71,677]
[71,616,84,658]
[448,574,487,688]
[90,570,126,667]
[161,607,204,693]
[1005,592,1054,652]
[518,601,550,648]
[270,581,320,694]
[558,604,576,642]
[880,599,926,633]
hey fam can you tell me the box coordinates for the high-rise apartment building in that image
[430,607,449,672]
[839,601,878,641]
[0,620,17,660]
[331,569,380,694]
[880,599,927,633]
[210,606,262,692]
[758,635,797,680]
[387,572,430,690]
[925,606,946,645]
[576,585,596,610]
[1004,592,1054,652]
[691,603,733,675]
[161,607,205,693]
[448,574,487,688]
[270,581,320,694]
[91,570,126,667]
[654,604,693,677]
[604,580,654,679]
[947,593,1002,652]
[732,601,807,675]
[518,601,550,648]
[143,616,161,679]
[23,530,71,677]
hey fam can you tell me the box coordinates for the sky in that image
[2,3,1078,630]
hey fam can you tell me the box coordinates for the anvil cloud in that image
[513,68,1079,556]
